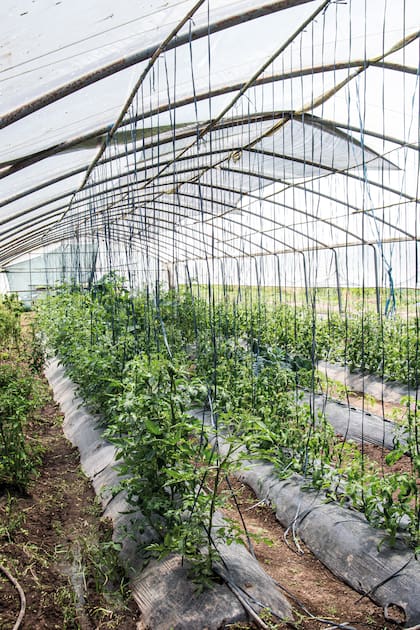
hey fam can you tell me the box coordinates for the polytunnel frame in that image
[0,0,319,131]
[0,0,418,295]
[0,0,418,628]
[1,173,410,270]
[0,170,416,276]
[0,122,415,244]
[0,102,420,225]
[0,193,416,291]
[41,0,334,244]
[0,6,366,208]
[2,4,420,626]
[2,112,410,220]
[1,83,416,220]
[1,59,417,183]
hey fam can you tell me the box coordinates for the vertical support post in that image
[369,244,381,315]
[236,258,242,303]
[29,251,33,307]
[275,254,282,304]
[331,248,343,315]
[174,262,179,292]
[166,263,175,290]
[300,251,309,307]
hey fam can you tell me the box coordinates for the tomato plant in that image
[36,278,420,552]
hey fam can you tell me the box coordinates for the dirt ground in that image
[221,479,406,630]
[0,393,139,629]
[219,388,413,629]
[346,392,405,424]
[0,377,411,630]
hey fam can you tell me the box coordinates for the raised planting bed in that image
[191,409,420,628]
[317,360,419,405]
[45,358,293,630]
[300,391,402,450]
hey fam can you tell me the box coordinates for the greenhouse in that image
[0,0,419,628]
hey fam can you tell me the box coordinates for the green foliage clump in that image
[261,303,419,388]
[37,279,242,586]
[36,276,420,558]
[0,293,23,348]
[0,360,44,490]
[0,294,46,490]
[105,354,240,583]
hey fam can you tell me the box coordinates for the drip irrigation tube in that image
[0,564,26,630]
[238,465,420,626]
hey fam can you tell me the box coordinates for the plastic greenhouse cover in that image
[0,149,96,201]
[313,69,419,149]
[2,0,254,112]
[60,116,407,214]
[0,65,147,163]
[252,119,398,171]
[0,0,418,270]
[0,177,82,225]
[1,206,71,247]
[78,118,276,179]
[0,48,342,167]
[3,0,316,107]
[5,243,98,304]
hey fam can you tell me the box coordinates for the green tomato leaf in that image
[385,449,404,466]
[144,418,162,435]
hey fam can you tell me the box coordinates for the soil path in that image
[222,479,403,629]
[0,390,139,629]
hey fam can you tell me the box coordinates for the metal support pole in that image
[275,254,283,304]
[300,251,309,307]
[174,262,179,292]
[369,243,381,315]
[0,0,315,131]
[331,248,343,315]
[166,263,175,290]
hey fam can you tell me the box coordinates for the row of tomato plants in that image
[0,296,47,491]
[92,273,419,388]
[119,278,419,387]
[262,305,419,388]
[36,278,419,564]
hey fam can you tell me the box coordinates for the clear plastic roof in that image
[0,0,419,274]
